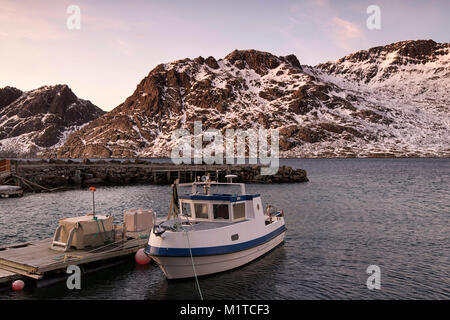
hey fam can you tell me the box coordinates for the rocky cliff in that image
[0,85,105,157]
[43,41,450,158]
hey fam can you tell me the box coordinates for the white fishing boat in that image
[145,175,286,279]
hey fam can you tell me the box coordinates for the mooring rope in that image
[183,227,204,300]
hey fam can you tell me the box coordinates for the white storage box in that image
[124,208,153,232]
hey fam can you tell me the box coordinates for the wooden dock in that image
[0,230,149,289]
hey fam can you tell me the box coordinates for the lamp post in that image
[89,186,96,217]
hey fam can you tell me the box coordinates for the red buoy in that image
[12,280,25,291]
[135,248,151,265]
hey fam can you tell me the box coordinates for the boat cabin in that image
[179,193,262,222]
[177,181,263,223]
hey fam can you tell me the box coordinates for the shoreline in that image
[2,155,449,161]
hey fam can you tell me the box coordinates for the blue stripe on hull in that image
[145,224,287,257]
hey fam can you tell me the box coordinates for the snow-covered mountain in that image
[0,85,105,157]
[304,39,450,157]
[51,40,450,158]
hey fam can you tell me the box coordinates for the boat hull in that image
[151,231,285,279]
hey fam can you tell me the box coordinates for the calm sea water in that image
[0,159,449,300]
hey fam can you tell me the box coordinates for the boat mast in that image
[167,179,180,221]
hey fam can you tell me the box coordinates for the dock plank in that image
[0,265,42,279]
[0,268,19,284]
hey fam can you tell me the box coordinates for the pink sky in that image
[0,0,448,111]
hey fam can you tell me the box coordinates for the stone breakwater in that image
[9,159,308,192]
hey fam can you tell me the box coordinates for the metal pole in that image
[89,187,96,217]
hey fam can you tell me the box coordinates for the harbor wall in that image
[7,159,308,192]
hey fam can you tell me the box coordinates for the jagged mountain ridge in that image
[0,85,105,157]
[51,40,450,158]
[313,40,449,110]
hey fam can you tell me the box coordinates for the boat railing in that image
[178,181,246,196]
[264,205,284,225]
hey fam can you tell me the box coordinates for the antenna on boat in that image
[201,174,211,195]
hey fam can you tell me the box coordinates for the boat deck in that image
[180,220,248,231]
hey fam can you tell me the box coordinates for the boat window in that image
[194,203,209,219]
[213,204,229,220]
[181,202,192,217]
[233,202,246,220]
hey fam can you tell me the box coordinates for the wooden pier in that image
[0,230,149,289]
[0,160,23,197]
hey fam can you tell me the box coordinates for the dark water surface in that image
[1,159,449,299]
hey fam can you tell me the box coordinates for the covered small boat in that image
[145,175,286,279]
